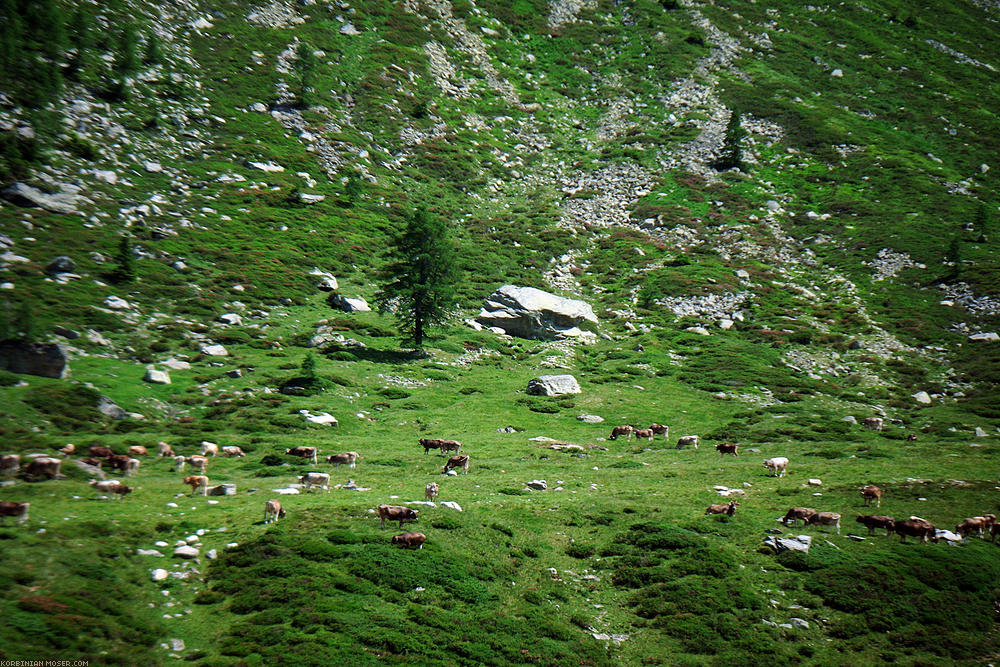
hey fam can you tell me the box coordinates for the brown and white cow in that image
[782,507,817,526]
[58,444,75,455]
[106,454,133,475]
[649,424,669,440]
[124,458,140,477]
[438,440,462,455]
[856,515,895,536]
[176,455,208,474]
[862,416,884,431]
[419,439,461,455]
[391,531,426,549]
[222,446,246,457]
[286,446,319,464]
[183,475,209,496]
[609,425,634,441]
[425,482,439,502]
[24,457,62,481]
[676,435,700,450]
[201,441,219,457]
[906,433,918,442]
[327,452,360,469]
[90,479,132,500]
[715,442,738,457]
[0,454,20,477]
[127,445,148,457]
[806,512,842,534]
[895,518,937,543]
[299,472,330,492]
[764,457,789,477]
[0,501,29,525]
[860,485,882,508]
[633,428,654,442]
[157,441,176,457]
[89,446,115,459]
[442,455,470,474]
[705,500,739,516]
[956,514,997,539]
[378,504,418,529]
[264,499,286,523]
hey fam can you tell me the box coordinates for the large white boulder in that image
[476,285,598,340]
[326,293,371,313]
[144,368,171,385]
[527,374,581,396]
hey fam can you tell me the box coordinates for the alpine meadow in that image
[2,0,1000,664]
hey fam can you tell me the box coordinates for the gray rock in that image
[685,326,711,336]
[842,415,857,424]
[1,182,78,214]
[207,484,236,496]
[577,414,604,423]
[440,501,462,511]
[969,332,999,342]
[831,68,843,77]
[144,161,163,173]
[206,549,218,560]
[299,193,325,204]
[173,546,199,559]
[226,369,242,379]
[97,396,127,419]
[218,313,243,326]
[138,549,164,557]
[52,325,80,340]
[790,618,809,629]
[936,529,962,543]
[200,344,229,356]
[526,480,547,490]
[144,369,171,385]
[763,535,811,554]
[170,639,185,652]
[476,285,598,340]
[315,277,339,291]
[326,293,371,312]
[976,427,989,438]
[0,341,67,378]
[847,535,865,541]
[104,295,130,310]
[151,568,169,581]
[45,256,75,274]
[912,391,932,405]
[250,102,268,113]
[527,374,581,396]
[340,22,360,34]
[162,359,191,371]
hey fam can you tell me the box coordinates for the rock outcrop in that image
[476,285,598,340]
[527,374,581,396]
[0,341,67,378]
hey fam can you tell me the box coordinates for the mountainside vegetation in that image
[1,0,999,664]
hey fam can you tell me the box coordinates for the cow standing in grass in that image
[264,499,286,523]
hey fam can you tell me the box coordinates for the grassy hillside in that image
[1,0,999,664]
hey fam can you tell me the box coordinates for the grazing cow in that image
[391,531,426,549]
[89,446,115,458]
[222,446,246,457]
[425,482,439,502]
[705,500,739,516]
[182,455,208,474]
[127,445,148,457]
[58,444,75,455]
[715,442,738,457]
[649,424,669,440]
[609,425,634,441]
[24,457,62,481]
[200,441,219,457]
[106,454,132,474]
[906,433,918,442]
[0,501,29,525]
[157,441,176,457]
[420,439,442,454]
[806,512,842,534]
[1,454,20,477]
[895,518,937,543]
[633,428,654,442]
[299,472,330,492]
[90,479,132,500]
[991,523,1000,543]
[443,455,470,474]
[438,440,462,455]
[856,515,895,536]
[860,485,882,508]
[378,504,418,529]
[286,446,319,464]
[782,507,817,527]
[763,457,789,477]
[862,417,884,431]
[676,435,700,450]
[81,457,103,468]
[125,458,141,476]
[327,452,360,469]
[183,475,209,496]
[264,499,286,523]
[956,515,997,539]
[419,439,461,455]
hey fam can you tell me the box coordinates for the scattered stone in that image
[440,501,462,511]
[936,529,962,543]
[45,256,75,275]
[200,344,229,356]
[912,391,932,405]
[807,479,822,486]
[52,325,79,339]
[173,545,199,559]
[841,415,857,424]
[138,549,164,557]
[299,409,338,426]
[685,326,711,336]
[218,313,243,326]
[246,161,284,172]
[162,358,191,371]
[104,295,131,310]
[527,374,581,396]
[763,535,811,554]
[144,161,163,173]
[299,193,325,204]
[976,427,989,438]
[170,639,185,652]
[144,369,171,385]
[526,480,547,491]
[476,285,598,340]
[1,182,78,214]
[831,69,843,77]
[206,549,218,560]
[790,618,810,629]
[969,332,999,342]
[340,22,361,35]
[326,293,371,312]
[847,535,865,542]
[250,102,268,113]
[226,369,242,379]
[577,414,604,423]
[274,488,300,495]
[151,569,169,581]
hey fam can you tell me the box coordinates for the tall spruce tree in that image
[375,207,459,349]
[295,41,317,108]
[712,109,746,171]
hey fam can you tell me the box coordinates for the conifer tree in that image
[295,41,318,108]
[111,235,135,283]
[375,207,459,349]
[116,23,140,74]
[712,109,746,171]
[144,31,161,65]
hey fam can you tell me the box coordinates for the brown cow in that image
[633,428,654,442]
[391,532,426,549]
[806,512,842,534]
[862,416,884,431]
[906,433,918,442]
[90,479,132,500]
[106,455,133,474]
[327,452,360,469]
[649,424,669,440]
[860,485,882,508]
[89,446,115,458]
[442,455,470,474]
[286,446,318,464]
[705,500,739,516]
[183,475,209,496]
[24,457,62,481]
[378,504,418,529]
[896,519,937,543]
[715,443,738,457]
[419,439,461,455]
[956,515,997,539]
[0,454,20,477]
[609,425,634,441]
[782,507,817,527]
[438,440,462,455]
[856,515,895,536]
[127,445,148,457]
[0,501,29,525]
[264,499,286,523]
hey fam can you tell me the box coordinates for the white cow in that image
[299,472,330,492]
[763,457,789,477]
[200,441,219,457]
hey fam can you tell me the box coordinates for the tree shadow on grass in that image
[324,347,423,364]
